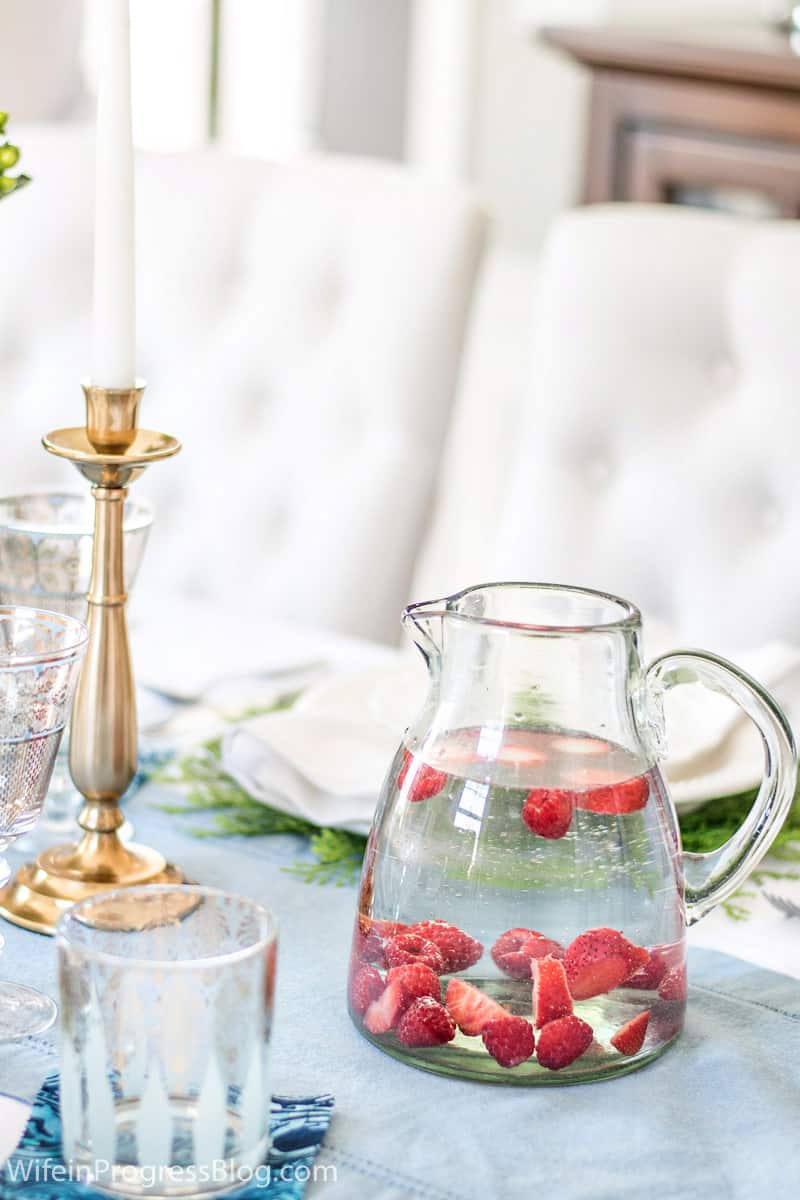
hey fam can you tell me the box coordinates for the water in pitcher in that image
[349,726,687,1084]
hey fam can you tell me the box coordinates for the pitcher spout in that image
[402,599,444,664]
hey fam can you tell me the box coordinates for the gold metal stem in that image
[0,381,185,934]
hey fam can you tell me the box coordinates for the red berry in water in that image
[532,956,574,1028]
[386,962,441,1007]
[409,919,483,972]
[357,916,409,967]
[522,789,574,839]
[491,928,565,980]
[444,978,508,1036]
[396,997,456,1047]
[349,964,384,1016]
[535,1015,594,1071]
[626,948,669,991]
[384,932,445,974]
[482,1016,535,1068]
[363,978,406,1034]
[397,750,448,802]
[576,775,650,815]
[563,928,649,1000]
[658,963,688,1002]
[611,1010,650,1056]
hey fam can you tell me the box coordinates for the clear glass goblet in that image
[0,605,88,1039]
[0,492,153,836]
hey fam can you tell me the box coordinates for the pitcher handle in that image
[645,650,797,926]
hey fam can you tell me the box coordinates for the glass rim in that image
[55,884,278,971]
[0,488,154,534]
[404,581,642,636]
[0,605,89,666]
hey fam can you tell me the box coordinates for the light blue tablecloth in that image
[2,781,799,1200]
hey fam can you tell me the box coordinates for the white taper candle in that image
[91,0,136,388]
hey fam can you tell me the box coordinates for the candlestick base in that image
[0,383,189,936]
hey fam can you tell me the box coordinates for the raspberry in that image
[576,775,649,815]
[363,979,406,1035]
[444,978,508,1036]
[658,964,687,1002]
[384,932,445,974]
[396,997,456,1047]
[535,1015,594,1071]
[563,928,649,1000]
[625,948,668,991]
[482,1016,535,1068]
[356,916,409,967]
[386,962,441,1006]
[611,1010,650,1056]
[522,789,574,839]
[532,956,573,1028]
[409,920,483,973]
[397,750,448,802]
[349,964,384,1016]
[491,928,565,980]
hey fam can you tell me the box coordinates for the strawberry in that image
[482,1016,535,1068]
[625,948,668,991]
[496,734,547,768]
[553,735,609,757]
[408,919,483,973]
[563,928,649,1000]
[444,978,508,1036]
[611,1010,650,1056]
[396,996,456,1047]
[532,956,574,1028]
[386,962,441,1007]
[491,928,564,979]
[535,1015,594,1071]
[658,964,687,1002]
[363,978,406,1034]
[576,775,649,815]
[349,964,384,1016]
[397,750,448,803]
[357,916,409,966]
[522,789,574,839]
[384,932,445,974]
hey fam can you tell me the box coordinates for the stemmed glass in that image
[0,605,88,1038]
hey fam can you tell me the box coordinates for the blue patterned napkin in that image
[0,1075,334,1200]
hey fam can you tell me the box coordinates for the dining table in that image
[0,613,798,1199]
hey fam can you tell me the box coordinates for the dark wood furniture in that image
[542,23,800,217]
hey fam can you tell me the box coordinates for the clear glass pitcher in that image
[348,583,796,1084]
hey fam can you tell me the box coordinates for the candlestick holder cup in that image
[0,381,186,934]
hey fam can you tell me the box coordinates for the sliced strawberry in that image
[363,978,406,1034]
[482,1016,535,1068]
[357,916,409,966]
[386,962,441,1007]
[611,1010,650,1055]
[349,964,385,1016]
[397,750,448,803]
[625,948,668,991]
[658,963,687,1002]
[396,997,456,1047]
[444,978,508,1036]
[384,932,445,974]
[522,788,574,839]
[496,733,547,768]
[535,1015,594,1071]
[564,928,649,1000]
[409,920,483,973]
[532,956,574,1028]
[553,735,609,757]
[491,928,564,979]
[576,775,650,815]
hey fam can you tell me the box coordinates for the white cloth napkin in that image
[223,636,800,831]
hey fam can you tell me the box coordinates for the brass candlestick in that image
[0,381,186,934]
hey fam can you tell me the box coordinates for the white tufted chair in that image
[0,125,486,644]
[416,204,800,650]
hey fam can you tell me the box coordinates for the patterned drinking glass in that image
[0,605,88,1038]
[57,886,277,1199]
[0,491,153,834]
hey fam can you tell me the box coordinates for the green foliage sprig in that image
[0,113,30,198]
